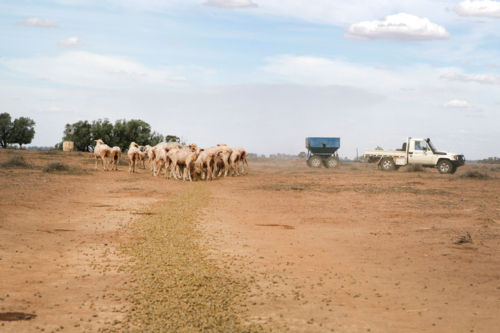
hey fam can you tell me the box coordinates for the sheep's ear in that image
[200,149,204,152]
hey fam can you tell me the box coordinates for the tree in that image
[63,120,92,151]
[149,131,164,146]
[165,135,180,143]
[375,146,383,151]
[9,117,36,148]
[90,118,114,146]
[0,113,13,148]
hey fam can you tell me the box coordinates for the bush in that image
[460,170,490,179]
[1,154,31,168]
[403,164,426,172]
[42,161,71,172]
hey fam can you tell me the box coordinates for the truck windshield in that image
[427,140,437,152]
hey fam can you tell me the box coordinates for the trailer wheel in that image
[381,158,396,171]
[308,156,323,168]
[438,160,453,174]
[324,156,339,168]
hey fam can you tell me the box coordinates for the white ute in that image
[364,137,465,174]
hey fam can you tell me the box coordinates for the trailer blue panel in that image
[306,137,340,155]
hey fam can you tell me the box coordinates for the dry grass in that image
[1,154,31,168]
[44,150,62,155]
[460,170,491,180]
[119,184,263,332]
[402,164,427,172]
[261,183,308,191]
[42,161,84,174]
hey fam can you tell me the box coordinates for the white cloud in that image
[106,69,127,74]
[203,0,257,9]
[485,62,497,67]
[344,13,450,41]
[458,60,468,64]
[443,99,470,108]
[169,76,187,82]
[440,72,500,84]
[0,52,213,89]
[15,17,58,28]
[58,37,85,47]
[454,0,500,18]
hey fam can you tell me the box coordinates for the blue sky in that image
[1,0,499,158]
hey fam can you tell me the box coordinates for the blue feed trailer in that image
[305,137,341,168]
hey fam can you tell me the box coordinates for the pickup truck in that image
[364,137,465,174]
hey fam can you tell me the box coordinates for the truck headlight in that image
[452,155,457,159]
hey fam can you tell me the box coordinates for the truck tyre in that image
[308,156,323,168]
[324,156,340,168]
[381,158,396,171]
[437,160,453,174]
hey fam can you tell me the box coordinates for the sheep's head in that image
[217,143,227,147]
[129,142,138,149]
[95,139,104,145]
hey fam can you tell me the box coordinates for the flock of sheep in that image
[93,139,248,181]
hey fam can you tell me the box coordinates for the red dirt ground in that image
[1,150,499,332]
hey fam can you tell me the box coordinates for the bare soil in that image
[1,150,499,333]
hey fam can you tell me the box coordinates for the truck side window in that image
[415,141,428,151]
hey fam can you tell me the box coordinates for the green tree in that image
[165,135,180,143]
[90,118,114,146]
[0,112,13,148]
[9,117,36,148]
[126,119,151,146]
[375,146,383,151]
[111,119,128,150]
[149,131,164,146]
[63,120,92,151]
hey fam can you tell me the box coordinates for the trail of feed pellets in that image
[112,183,265,333]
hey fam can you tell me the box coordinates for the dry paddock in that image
[0,149,500,333]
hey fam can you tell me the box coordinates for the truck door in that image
[408,140,434,165]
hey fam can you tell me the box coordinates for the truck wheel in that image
[437,160,453,174]
[450,165,457,174]
[324,156,339,168]
[381,158,396,171]
[308,156,323,168]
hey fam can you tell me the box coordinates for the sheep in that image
[153,147,169,178]
[206,144,233,177]
[137,146,147,169]
[128,142,140,173]
[167,145,202,181]
[194,149,222,180]
[108,146,122,171]
[229,147,249,176]
[94,139,111,171]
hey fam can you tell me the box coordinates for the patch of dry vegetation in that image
[42,161,85,174]
[460,170,491,180]
[403,164,427,172]
[117,184,263,332]
[1,154,31,168]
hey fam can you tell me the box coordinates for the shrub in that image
[403,164,426,172]
[1,154,31,168]
[42,161,71,172]
[460,170,490,180]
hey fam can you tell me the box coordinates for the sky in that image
[1,0,499,159]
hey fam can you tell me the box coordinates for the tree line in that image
[0,113,36,149]
[477,157,500,164]
[58,118,180,152]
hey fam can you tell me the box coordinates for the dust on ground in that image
[1,150,499,332]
